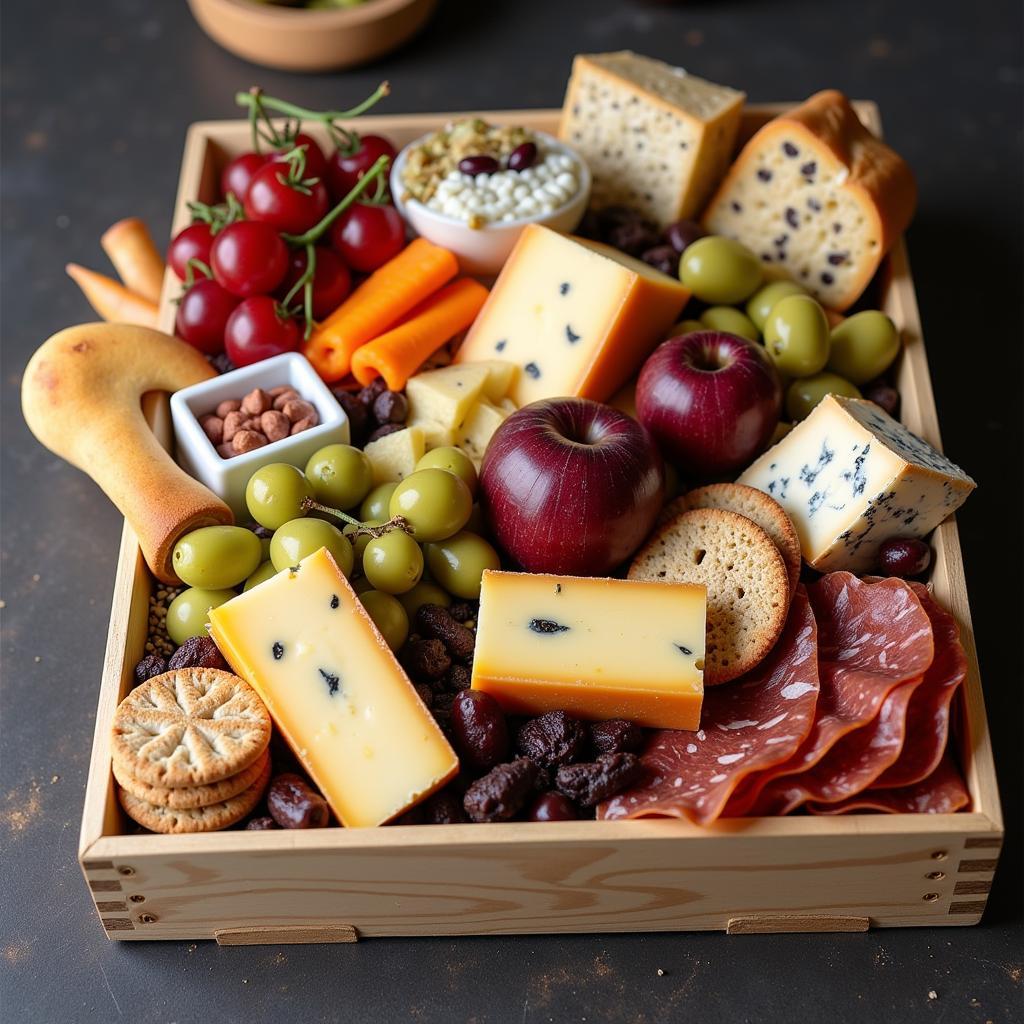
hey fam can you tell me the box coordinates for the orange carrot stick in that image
[302,238,458,382]
[350,278,490,390]
[101,218,165,304]
[65,263,158,327]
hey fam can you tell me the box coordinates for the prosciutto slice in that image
[598,587,819,825]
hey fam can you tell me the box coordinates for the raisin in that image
[267,773,330,829]
[527,792,578,822]
[415,604,475,661]
[133,654,167,686]
[450,690,510,771]
[589,719,644,756]
[250,524,273,541]
[432,690,457,718]
[358,377,388,408]
[401,638,451,681]
[372,390,409,426]
[463,758,537,822]
[607,218,660,257]
[245,816,279,830]
[331,388,369,444]
[663,218,706,254]
[555,753,642,807]
[443,663,472,693]
[516,710,586,769]
[168,636,228,672]
[367,423,403,443]
[447,601,477,624]
[413,683,434,709]
[421,789,469,824]
[640,244,679,277]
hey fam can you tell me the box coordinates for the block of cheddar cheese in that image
[702,90,917,310]
[559,51,745,225]
[471,570,706,731]
[209,548,458,827]
[455,225,690,408]
[738,395,975,573]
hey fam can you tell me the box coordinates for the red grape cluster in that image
[170,91,405,371]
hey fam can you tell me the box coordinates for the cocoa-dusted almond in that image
[222,410,248,443]
[199,414,224,445]
[233,429,268,454]
[260,410,291,442]
[272,389,301,411]
[216,398,242,419]
[241,388,271,416]
[290,416,318,434]
[282,398,317,424]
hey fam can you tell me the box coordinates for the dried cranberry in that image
[168,635,228,672]
[664,218,707,254]
[133,655,167,686]
[372,390,409,426]
[450,690,510,771]
[245,816,279,830]
[864,380,901,418]
[527,792,578,822]
[589,719,644,756]
[555,753,642,807]
[463,758,537,822]
[641,244,679,277]
[516,711,586,769]
[267,773,330,829]
[877,538,931,578]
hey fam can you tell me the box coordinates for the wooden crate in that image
[78,107,1004,944]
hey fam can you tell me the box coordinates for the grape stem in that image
[302,497,413,538]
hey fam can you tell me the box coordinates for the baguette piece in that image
[559,51,745,225]
[702,90,916,310]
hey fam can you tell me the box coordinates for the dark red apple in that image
[480,398,665,576]
[635,331,782,476]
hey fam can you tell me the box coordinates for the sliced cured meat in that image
[806,755,969,815]
[597,587,819,825]
[723,573,934,817]
[872,582,967,789]
[746,674,922,815]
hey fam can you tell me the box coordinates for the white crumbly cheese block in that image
[457,399,509,467]
[559,51,745,224]
[209,549,457,827]
[738,396,975,572]
[703,90,916,310]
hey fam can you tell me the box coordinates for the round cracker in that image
[118,756,271,834]
[112,668,271,788]
[113,749,270,810]
[681,483,802,600]
[628,507,789,685]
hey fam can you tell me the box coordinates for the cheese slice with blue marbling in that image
[209,548,457,827]
[738,395,975,572]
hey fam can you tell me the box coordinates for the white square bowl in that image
[171,352,349,519]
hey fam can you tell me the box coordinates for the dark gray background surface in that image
[2,1,1022,1021]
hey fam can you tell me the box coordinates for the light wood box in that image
[79,106,1004,944]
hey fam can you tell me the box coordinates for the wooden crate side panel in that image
[83,823,998,941]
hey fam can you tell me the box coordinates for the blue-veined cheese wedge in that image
[738,395,975,572]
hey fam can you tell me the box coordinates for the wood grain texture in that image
[215,925,359,946]
[80,106,1004,943]
[726,915,869,934]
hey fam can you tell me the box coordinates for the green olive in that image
[166,587,236,646]
[362,529,424,594]
[245,463,313,530]
[424,530,500,600]
[786,372,862,421]
[415,446,479,498]
[270,518,354,577]
[745,280,807,331]
[668,319,706,338]
[764,295,830,378]
[243,560,279,592]
[827,310,901,385]
[678,236,763,305]
[305,444,373,511]
[389,468,473,542]
[699,306,760,342]
[358,590,409,651]
[345,520,382,575]
[360,482,398,522]
[398,580,452,619]
[172,526,262,590]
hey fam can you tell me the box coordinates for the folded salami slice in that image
[747,674,922,815]
[723,573,934,817]
[872,582,967,789]
[597,587,819,825]
[806,755,969,815]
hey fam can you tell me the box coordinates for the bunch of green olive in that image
[672,234,902,422]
